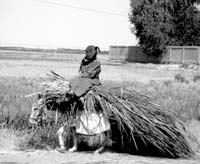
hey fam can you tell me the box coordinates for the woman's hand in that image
[79,72,90,78]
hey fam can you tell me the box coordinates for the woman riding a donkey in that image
[29,45,111,154]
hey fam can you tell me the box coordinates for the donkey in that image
[29,93,111,154]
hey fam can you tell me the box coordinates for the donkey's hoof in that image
[68,146,77,152]
[94,149,102,154]
[55,147,66,153]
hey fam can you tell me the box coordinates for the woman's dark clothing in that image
[79,59,101,79]
[70,46,101,98]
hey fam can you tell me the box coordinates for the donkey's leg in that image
[68,127,78,152]
[94,130,110,154]
[56,126,66,153]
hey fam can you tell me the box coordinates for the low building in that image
[109,46,200,64]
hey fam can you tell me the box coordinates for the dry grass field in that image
[0,50,200,164]
[0,50,198,82]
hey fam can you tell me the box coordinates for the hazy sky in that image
[0,0,138,50]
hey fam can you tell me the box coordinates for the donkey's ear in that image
[38,93,42,99]
[95,46,101,53]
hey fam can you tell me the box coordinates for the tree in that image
[171,1,200,46]
[129,0,200,56]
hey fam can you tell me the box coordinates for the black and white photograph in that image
[0,0,200,163]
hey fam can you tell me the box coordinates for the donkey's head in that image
[29,98,47,125]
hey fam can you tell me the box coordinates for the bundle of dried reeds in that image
[85,86,196,157]
[34,71,197,158]
[35,71,71,103]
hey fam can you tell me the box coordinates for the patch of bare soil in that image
[0,150,200,164]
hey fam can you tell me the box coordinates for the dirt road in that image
[0,150,200,164]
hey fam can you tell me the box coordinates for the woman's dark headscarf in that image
[81,45,100,65]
